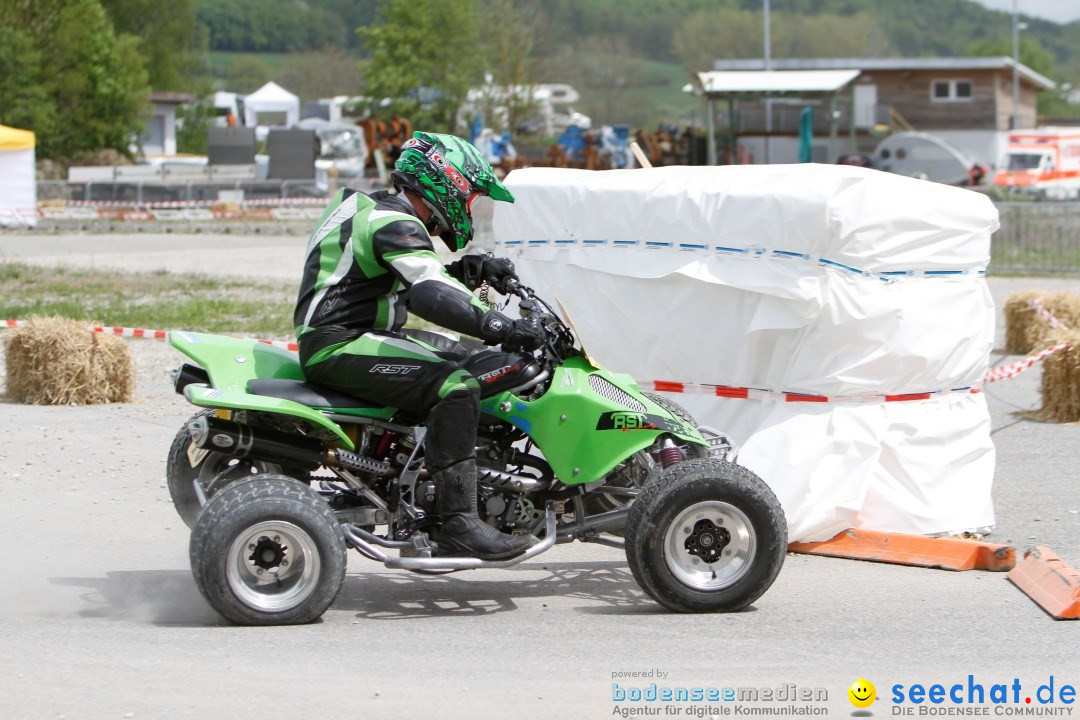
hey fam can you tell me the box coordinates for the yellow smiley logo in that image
[848,679,876,708]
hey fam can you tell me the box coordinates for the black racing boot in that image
[435,459,534,560]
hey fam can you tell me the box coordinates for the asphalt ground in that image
[0,232,1078,720]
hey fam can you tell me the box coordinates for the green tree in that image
[966,37,1056,81]
[477,0,544,135]
[672,8,891,71]
[197,0,345,53]
[966,37,1063,117]
[0,25,57,143]
[176,100,212,155]
[0,0,150,162]
[671,8,765,71]
[358,0,485,131]
[100,0,208,91]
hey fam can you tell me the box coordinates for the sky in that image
[970,0,1080,23]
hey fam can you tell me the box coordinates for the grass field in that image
[0,264,296,338]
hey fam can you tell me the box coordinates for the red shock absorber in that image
[373,431,395,461]
[659,441,683,469]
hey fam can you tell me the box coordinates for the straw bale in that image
[1049,292,1080,331]
[4,316,134,405]
[1004,290,1080,355]
[1003,290,1043,355]
[1037,330,1080,423]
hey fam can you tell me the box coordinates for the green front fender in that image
[479,357,706,485]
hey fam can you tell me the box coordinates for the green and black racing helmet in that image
[392,131,515,251]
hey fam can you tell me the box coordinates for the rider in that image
[294,131,543,560]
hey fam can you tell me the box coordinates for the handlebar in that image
[501,277,527,299]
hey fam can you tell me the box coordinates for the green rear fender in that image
[184,385,356,451]
[479,357,706,485]
[169,331,304,390]
[171,331,393,451]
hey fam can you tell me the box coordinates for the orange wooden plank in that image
[1008,546,1080,620]
[789,528,1016,571]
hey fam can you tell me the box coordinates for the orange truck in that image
[994,127,1080,199]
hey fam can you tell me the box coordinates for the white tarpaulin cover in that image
[493,165,998,542]
[0,124,36,229]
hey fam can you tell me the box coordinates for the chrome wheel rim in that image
[226,521,321,612]
[664,501,756,591]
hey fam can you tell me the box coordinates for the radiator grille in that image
[588,374,646,412]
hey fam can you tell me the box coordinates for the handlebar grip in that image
[503,278,526,297]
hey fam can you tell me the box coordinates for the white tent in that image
[243,82,300,129]
[0,124,36,228]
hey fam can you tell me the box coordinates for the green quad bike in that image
[166,281,787,625]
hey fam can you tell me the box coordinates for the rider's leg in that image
[425,378,532,560]
[403,328,485,364]
[302,332,532,559]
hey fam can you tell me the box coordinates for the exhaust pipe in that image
[187,416,393,477]
[478,468,544,493]
[188,415,325,469]
[187,414,395,474]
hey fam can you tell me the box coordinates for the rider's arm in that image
[371,220,508,344]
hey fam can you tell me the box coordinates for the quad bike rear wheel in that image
[624,459,786,613]
[166,410,281,528]
[189,475,346,625]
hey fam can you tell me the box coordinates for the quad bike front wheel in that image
[166,410,282,528]
[624,459,786,613]
[189,475,346,626]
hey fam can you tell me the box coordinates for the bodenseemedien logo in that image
[610,680,829,717]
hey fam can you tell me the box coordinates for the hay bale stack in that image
[1004,290,1080,355]
[1004,290,1043,354]
[4,316,134,405]
[1038,330,1080,423]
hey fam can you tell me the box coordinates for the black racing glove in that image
[480,257,518,294]
[446,254,519,293]
[502,317,545,352]
[479,311,545,352]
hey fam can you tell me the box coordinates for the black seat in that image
[247,379,387,411]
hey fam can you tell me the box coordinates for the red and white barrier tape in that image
[1,320,298,351]
[983,343,1070,383]
[639,380,979,404]
[1,320,1070,404]
[59,197,328,210]
[63,200,215,209]
[642,340,1072,403]
[37,206,328,222]
[1027,298,1070,331]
